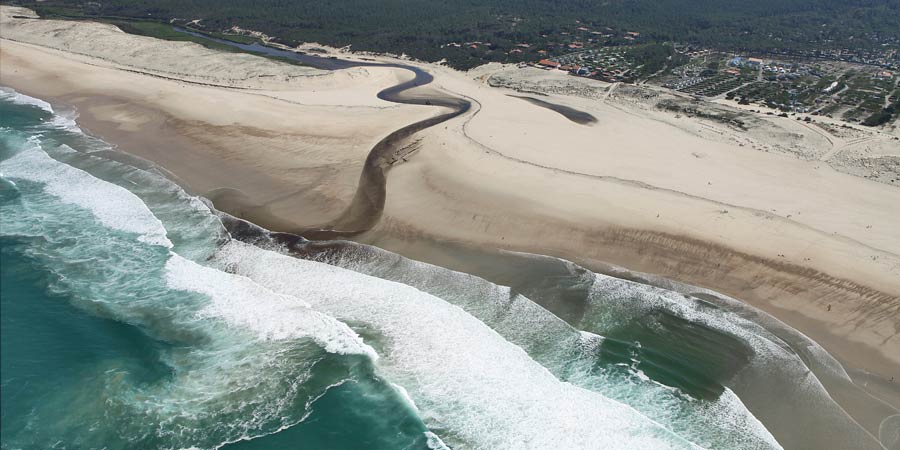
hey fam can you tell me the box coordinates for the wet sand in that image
[510,95,598,124]
[300,88,469,235]
[218,212,897,449]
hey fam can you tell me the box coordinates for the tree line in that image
[17,0,900,70]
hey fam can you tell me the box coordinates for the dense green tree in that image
[16,0,900,70]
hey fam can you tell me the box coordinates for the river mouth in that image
[174,27,472,237]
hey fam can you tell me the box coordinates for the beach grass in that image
[105,21,310,67]
[108,21,249,54]
[207,31,261,45]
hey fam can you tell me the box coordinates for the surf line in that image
[173,28,471,238]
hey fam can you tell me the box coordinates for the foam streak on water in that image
[0,87,54,113]
[584,272,885,450]
[165,254,376,358]
[213,241,702,450]
[307,244,783,450]
[1,140,172,247]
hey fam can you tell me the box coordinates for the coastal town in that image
[492,25,900,128]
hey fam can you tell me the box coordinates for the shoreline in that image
[3,31,898,376]
[2,6,899,438]
[358,217,900,390]
[4,30,898,358]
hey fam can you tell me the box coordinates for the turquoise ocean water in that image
[0,89,887,450]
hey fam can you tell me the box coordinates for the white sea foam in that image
[0,88,83,133]
[586,276,785,445]
[213,240,701,450]
[46,111,83,133]
[488,251,879,449]
[0,95,402,449]
[424,431,451,450]
[0,141,172,247]
[391,382,419,412]
[585,273,884,449]
[165,254,377,359]
[641,272,854,382]
[0,87,54,113]
[315,244,787,449]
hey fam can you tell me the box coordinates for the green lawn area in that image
[36,15,307,67]
[107,21,247,53]
[33,7,267,55]
[108,21,309,67]
[207,31,260,45]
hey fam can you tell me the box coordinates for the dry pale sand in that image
[1,5,898,407]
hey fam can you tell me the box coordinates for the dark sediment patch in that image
[510,95,597,125]
[307,73,470,238]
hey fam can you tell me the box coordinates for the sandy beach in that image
[368,63,900,380]
[2,3,898,421]
[0,7,438,230]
